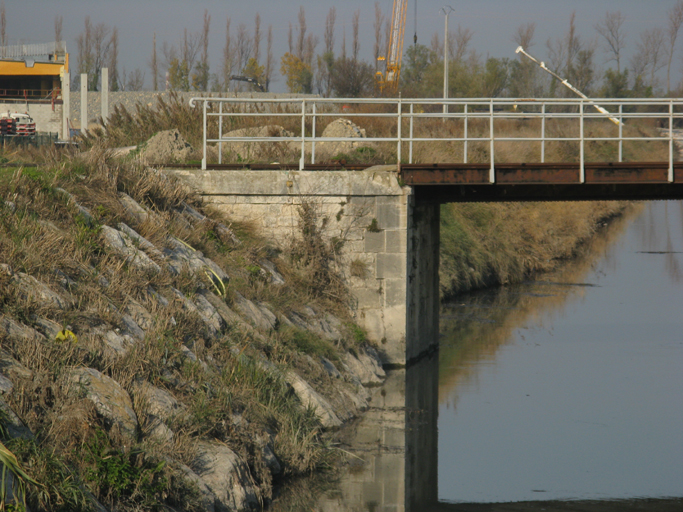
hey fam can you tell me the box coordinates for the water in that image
[272,201,683,511]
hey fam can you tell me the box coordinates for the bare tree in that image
[513,22,536,50]
[304,34,318,66]
[149,32,158,91]
[54,15,63,43]
[265,25,273,91]
[1,1,6,50]
[182,28,201,77]
[194,9,211,91]
[235,23,252,74]
[77,17,113,90]
[430,31,442,61]
[288,23,293,55]
[452,26,473,63]
[296,7,307,59]
[352,10,360,62]
[595,11,626,72]
[667,0,683,93]
[109,27,120,90]
[125,69,145,91]
[324,7,336,55]
[373,2,384,69]
[637,28,666,88]
[223,17,234,90]
[253,13,261,64]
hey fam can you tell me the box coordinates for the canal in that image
[272,201,683,511]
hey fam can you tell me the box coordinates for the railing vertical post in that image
[541,103,546,163]
[669,100,674,183]
[218,101,223,165]
[579,101,585,183]
[397,99,402,165]
[619,103,623,163]
[464,103,468,164]
[202,100,207,170]
[409,102,414,164]
[312,102,317,165]
[489,99,495,183]
[300,99,306,171]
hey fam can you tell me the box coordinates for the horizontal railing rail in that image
[189,97,683,183]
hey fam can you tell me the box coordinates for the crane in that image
[376,0,408,94]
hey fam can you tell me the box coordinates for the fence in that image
[189,97,683,183]
[0,133,58,149]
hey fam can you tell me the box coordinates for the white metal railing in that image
[189,97,683,183]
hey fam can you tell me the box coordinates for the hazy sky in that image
[5,0,681,92]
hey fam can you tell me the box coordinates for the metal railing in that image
[189,97,683,183]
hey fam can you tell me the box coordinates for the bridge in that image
[165,96,683,366]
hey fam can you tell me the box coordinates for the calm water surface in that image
[272,201,683,511]
[438,201,683,503]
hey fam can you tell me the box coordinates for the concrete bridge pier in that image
[167,166,440,366]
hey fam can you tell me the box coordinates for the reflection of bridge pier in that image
[316,352,439,512]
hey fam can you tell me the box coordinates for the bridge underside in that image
[401,162,683,202]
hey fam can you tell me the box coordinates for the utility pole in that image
[442,6,454,116]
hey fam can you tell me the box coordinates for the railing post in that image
[489,99,495,183]
[619,103,623,163]
[409,102,414,164]
[312,102,316,165]
[579,100,585,184]
[541,103,546,163]
[669,100,674,183]
[202,100,207,170]
[218,101,223,165]
[464,103,468,164]
[300,99,306,171]
[397,99,402,165]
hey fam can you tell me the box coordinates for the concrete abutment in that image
[166,166,440,366]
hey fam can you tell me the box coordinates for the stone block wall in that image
[167,166,440,366]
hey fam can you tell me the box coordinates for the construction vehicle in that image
[376,0,408,94]
[0,112,36,137]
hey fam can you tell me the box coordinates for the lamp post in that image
[442,6,454,116]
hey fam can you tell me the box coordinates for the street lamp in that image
[442,6,454,116]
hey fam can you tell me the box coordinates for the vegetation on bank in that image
[0,142,370,511]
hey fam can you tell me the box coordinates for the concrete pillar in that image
[101,67,109,122]
[80,73,87,131]
[61,70,70,139]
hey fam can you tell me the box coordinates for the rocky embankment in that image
[0,145,384,511]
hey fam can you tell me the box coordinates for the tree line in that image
[17,1,683,97]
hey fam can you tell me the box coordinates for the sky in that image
[4,0,681,92]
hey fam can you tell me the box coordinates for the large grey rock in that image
[163,236,229,285]
[118,192,149,224]
[172,288,219,336]
[317,118,368,157]
[192,293,226,333]
[140,129,193,163]
[70,368,138,438]
[123,298,154,331]
[285,371,342,429]
[232,292,277,331]
[10,271,68,309]
[100,329,136,355]
[0,316,46,343]
[343,346,386,386]
[0,350,33,384]
[117,223,165,261]
[193,441,260,512]
[100,225,162,274]
[258,259,285,286]
[177,463,217,512]
[0,399,32,439]
[199,290,253,332]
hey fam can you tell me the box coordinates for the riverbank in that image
[440,200,630,299]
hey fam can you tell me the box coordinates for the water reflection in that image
[271,202,683,511]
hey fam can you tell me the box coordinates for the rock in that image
[0,350,33,383]
[0,316,46,343]
[0,374,13,394]
[258,259,285,286]
[134,382,185,422]
[320,357,342,379]
[100,225,162,274]
[177,463,217,512]
[71,368,138,438]
[221,125,294,160]
[123,298,154,331]
[100,329,135,355]
[193,441,260,512]
[192,293,226,333]
[120,313,146,341]
[11,271,68,309]
[232,292,277,331]
[117,223,165,261]
[118,192,149,224]
[318,118,369,157]
[55,187,96,227]
[139,129,193,164]
[171,288,219,336]
[163,236,229,284]
[343,346,386,386]
[31,316,62,339]
[285,371,342,429]
[0,399,33,439]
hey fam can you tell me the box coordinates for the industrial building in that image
[0,41,70,139]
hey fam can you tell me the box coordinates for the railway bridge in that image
[166,97,683,366]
